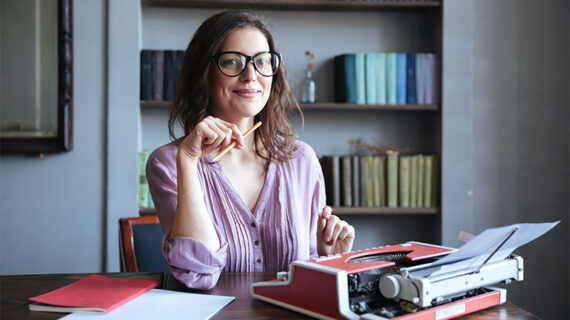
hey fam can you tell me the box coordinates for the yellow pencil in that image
[212,121,262,162]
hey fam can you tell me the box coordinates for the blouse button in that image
[256,258,262,264]
[251,222,256,228]
[254,240,259,246]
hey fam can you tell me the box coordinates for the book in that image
[396,53,407,104]
[340,156,353,207]
[373,155,386,207]
[386,53,398,105]
[163,50,177,101]
[152,50,164,101]
[355,53,366,104]
[415,53,425,104]
[139,151,150,208]
[387,151,399,207]
[333,54,356,103]
[409,155,418,207]
[399,155,410,208]
[424,155,434,208]
[352,155,360,207]
[365,156,374,207]
[140,50,153,101]
[424,53,434,105]
[376,53,387,105]
[406,53,416,104]
[29,274,160,314]
[365,53,377,104]
[417,155,424,208]
[359,156,368,207]
[320,156,341,207]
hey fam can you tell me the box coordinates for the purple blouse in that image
[146,140,325,290]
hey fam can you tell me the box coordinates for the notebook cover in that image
[29,274,160,313]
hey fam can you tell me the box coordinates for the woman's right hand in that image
[178,116,245,162]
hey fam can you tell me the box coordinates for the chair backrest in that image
[119,216,169,273]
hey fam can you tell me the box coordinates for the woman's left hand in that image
[316,206,355,256]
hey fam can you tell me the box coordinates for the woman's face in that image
[210,27,273,123]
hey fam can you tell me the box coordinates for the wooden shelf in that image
[142,0,441,11]
[139,207,439,216]
[141,101,438,111]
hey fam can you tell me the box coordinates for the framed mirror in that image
[0,0,73,154]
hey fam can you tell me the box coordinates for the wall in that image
[442,0,569,318]
[0,0,106,274]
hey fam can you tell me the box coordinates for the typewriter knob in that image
[379,275,400,299]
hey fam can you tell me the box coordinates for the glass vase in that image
[300,70,316,103]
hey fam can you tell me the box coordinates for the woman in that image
[147,10,355,290]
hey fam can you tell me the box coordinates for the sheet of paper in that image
[60,289,235,320]
[414,221,559,278]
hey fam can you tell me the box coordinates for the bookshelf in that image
[139,0,443,243]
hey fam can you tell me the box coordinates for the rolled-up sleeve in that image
[146,149,227,290]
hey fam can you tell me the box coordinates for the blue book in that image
[387,53,397,104]
[415,53,425,104]
[396,53,407,104]
[424,53,434,105]
[355,53,366,104]
[406,53,416,104]
[333,54,356,103]
[365,53,377,104]
[376,53,387,105]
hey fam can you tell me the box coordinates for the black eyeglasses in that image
[213,51,282,77]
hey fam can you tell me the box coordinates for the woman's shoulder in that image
[148,140,180,168]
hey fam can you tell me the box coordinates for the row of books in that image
[140,49,184,102]
[139,151,155,209]
[333,53,439,105]
[320,153,438,208]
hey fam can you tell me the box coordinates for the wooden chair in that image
[119,216,169,273]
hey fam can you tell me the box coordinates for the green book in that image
[409,155,418,208]
[387,151,399,208]
[399,156,410,208]
[359,156,368,207]
[376,53,387,105]
[138,151,150,208]
[431,155,439,207]
[372,156,381,207]
[378,155,386,207]
[417,155,424,208]
[386,53,398,104]
[424,155,434,208]
[355,53,366,104]
[365,156,375,207]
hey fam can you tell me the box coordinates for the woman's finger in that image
[324,215,340,242]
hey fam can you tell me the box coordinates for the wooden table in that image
[0,272,539,319]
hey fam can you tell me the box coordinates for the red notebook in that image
[29,274,161,314]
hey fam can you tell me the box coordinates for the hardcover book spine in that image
[415,54,425,105]
[376,53,387,105]
[396,53,407,104]
[406,53,416,104]
[424,155,433,208]
[333,55,347,103]
[320,156,341,207]
[387,53,398,105]
[352,155,360,207]
[399,156,410,208]
[138,151,150,208]
[417,155,424,208]
[365,53,377,104]
[345,54,356,104]
[341,156,353,207]
[387,152,399,208]
[410,155,418,208]
[365,156,374,207]
[424,53,434,105]
[152,50,164,101]
[355,53,366,105]
[360,156,368,206]
[140,50,153,101]
[163,50,177,101]
[372,156,381,207]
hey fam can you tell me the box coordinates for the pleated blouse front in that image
[146,140,325,290]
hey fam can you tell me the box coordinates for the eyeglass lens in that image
[218,52,280,77]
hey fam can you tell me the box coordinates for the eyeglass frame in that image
[212,51,282,77]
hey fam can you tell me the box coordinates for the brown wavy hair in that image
[168,10,302,162]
